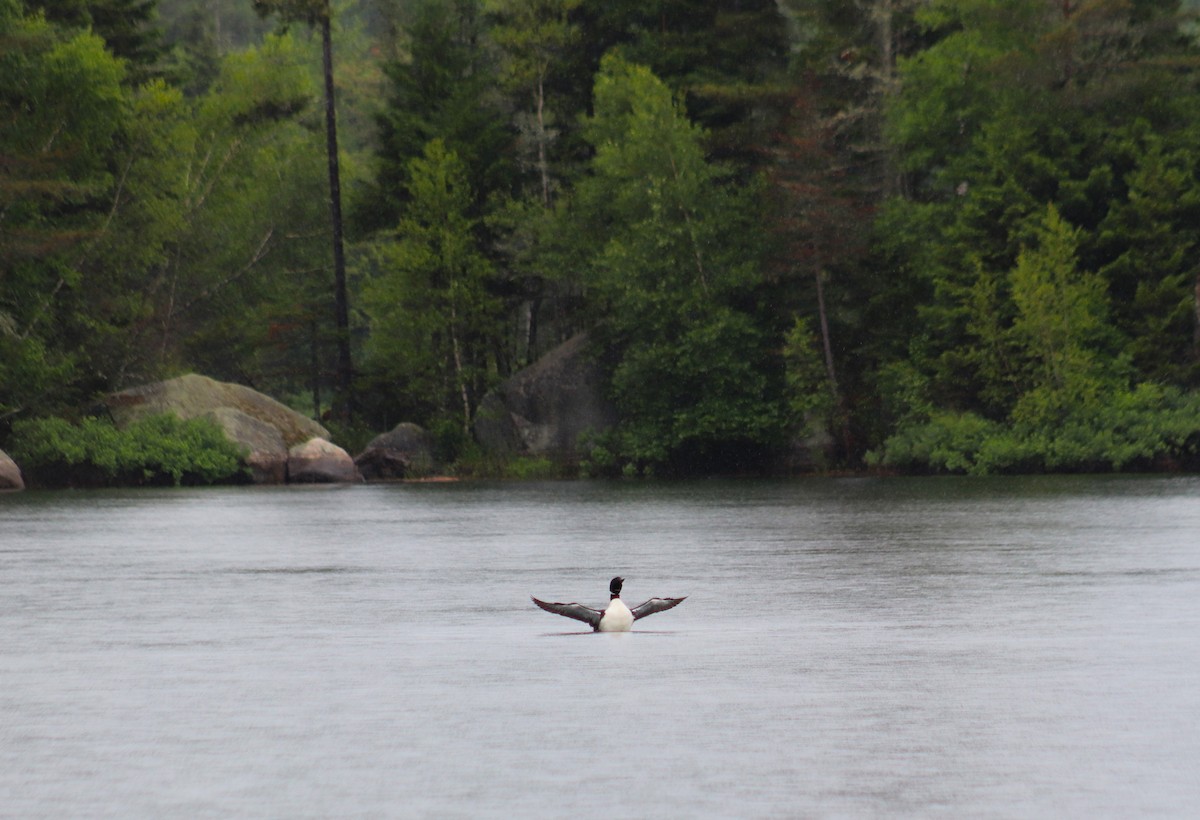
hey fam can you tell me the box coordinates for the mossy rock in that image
[203,407,288,484]
[105,374,327,448]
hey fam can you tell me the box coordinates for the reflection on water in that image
[2,477,1199,817]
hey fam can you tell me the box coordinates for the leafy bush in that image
[867,411,1002,474]
[504,456,560,480]
[579,443,618,478]
[870,385,1200,474]
[9,414,247,487]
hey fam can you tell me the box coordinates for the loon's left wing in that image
[630,596,687,621]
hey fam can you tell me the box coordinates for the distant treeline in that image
[5,0,1200,475]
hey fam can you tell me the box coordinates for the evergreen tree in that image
[1007,205,1122,427]
[873,205,1200,474]
[361,139,501,433]
[252,0,353,421]
[362,0,511,234]
[570,55,782,472]
[563,0,792,166]
[1,3,128,418]
[31,0,166,84]
[882,0,1200,418]
[485,0,579,206]
[155,33,329,397]
[868,0,1200,472]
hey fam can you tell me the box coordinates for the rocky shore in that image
[2,334,622,491]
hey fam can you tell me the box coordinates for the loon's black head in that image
[609,576,625,596]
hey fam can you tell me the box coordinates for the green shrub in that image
[870,385,1200,474]
[579,443,617,478]
[505,456,559,480]
[9,414,247,487]
[430,417,474,465]
[578,429,623,478]
[867,411,1001,474]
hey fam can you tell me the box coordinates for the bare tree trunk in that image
[321,12,353,423]
[449,307,471,437]
[814,269,840,400]
[878,0,892,78]
[814,268,852,455]
[311,318,322,421]
[1193,269,1200,356]
[536,71,550,207]
[874,0,901,198]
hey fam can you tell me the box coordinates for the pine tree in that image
[485,0,579,206]
[32,0,166,84]
[252,0,353,421]
[363,0,511,234]
[362,140,500,432]
[572,55,782,471]
[565,0,792,166]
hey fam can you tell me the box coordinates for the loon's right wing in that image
[531,596,604,630]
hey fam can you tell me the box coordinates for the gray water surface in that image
[2,477,1199,817]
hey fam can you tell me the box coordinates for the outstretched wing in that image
[531,596,604,629]
[630,596,687,621]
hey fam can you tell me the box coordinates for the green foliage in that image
[885,0,1200,343]
[160,33,332,393]
[783,316,836,430]
[360,0,513,233]
[1006,206,1123,414]
[873,385,1200,475]
[1,7,126,416]
[251,0,329,26]
[569,0,791,161]
[450,448,575,480]
[32,0,168,85]
[868,411,1002,474]
[862,0,1200,473]
[0,333,73,421]
[9,414,247,487]
[568,55,783,472]
[158,0,272,92]
[578,439,619,478]
[606,308,780,470]
[1,9,332,422]
[504,455,559,480]
[1095,130,1200,384]
[889,0,1048,177]
[361,139,502,432]
[872,202,1200,474]
[8,0,1200,479]
[484,0,579,204]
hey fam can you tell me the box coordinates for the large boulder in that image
[354,422,435,480]
[0,449,24,492]
[288,437,362,483]
[105,373,327,447]
[203,407,288,484]
[474,333,617,457]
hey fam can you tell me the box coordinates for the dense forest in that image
[5,0,1200,476]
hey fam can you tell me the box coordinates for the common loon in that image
[531,576,686,632]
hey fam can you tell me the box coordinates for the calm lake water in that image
[2,476,1199,817]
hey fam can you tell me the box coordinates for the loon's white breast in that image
[598,597,634,632]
